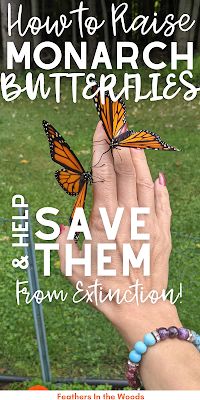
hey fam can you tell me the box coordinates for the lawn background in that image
[0,65,200,384]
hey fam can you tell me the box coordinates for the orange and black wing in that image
[55,169,82,196]
[91,83,126,141]
[69,181,88,224]
[43,120,84,173]
[117,130,179,151]
[56,169,88,241]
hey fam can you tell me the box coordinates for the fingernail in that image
[159,172,166,186]
[60,224,65,234]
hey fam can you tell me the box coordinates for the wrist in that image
[140,336,200,389]
[127,329,200,390]
[112,301,181,349]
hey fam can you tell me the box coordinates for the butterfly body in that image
[75,170,93,195]
[82,171,93,183]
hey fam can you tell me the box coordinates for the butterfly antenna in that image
[93,162,106,169]
[93,178,105,184]
[92,147,111,168]
[93,139,108,144]
[92,171,105,183]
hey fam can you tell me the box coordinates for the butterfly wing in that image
[69,180,88,225]
[56,170,88,242]
[91,83,126,140]
[55,169,82,196]
[43,120,85,172]
[117,130,179,151]
[43,121,91,241]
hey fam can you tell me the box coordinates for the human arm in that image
[58,122,200,390]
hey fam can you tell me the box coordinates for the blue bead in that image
[134,341,147,354]
[191,330,197,342]
[144,333,156,347]
[194,335,200,346]
[129,350,142,363]
[197,345,200,352]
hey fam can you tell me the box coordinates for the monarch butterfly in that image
[43,121,92,238]
[91,83,179,152]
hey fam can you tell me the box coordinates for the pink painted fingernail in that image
[159,172,166,186]
[60,224,65,234]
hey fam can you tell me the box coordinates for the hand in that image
[57,121,181,348]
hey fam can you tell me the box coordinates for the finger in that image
[130,149,155,211]
[154,173,172,233]
[113,123,138,208]
[92,121,118,215]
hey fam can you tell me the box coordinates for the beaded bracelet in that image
[126,327,200,389]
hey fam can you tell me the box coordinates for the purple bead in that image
[126,371,135,380]
[126,362,141,388]
[126,365,137,382]
[127,366,137,373]
[128,366,137,373]
[168,326,179,338]
[157,327,169,340]
[129,379,138,388]
[128,376,140,388]
[178,327,189,340]
[127,363,138,372]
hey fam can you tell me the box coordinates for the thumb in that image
[56,224,80,276]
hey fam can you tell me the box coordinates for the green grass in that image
[2,381,113,391]
[0,67,200,386]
